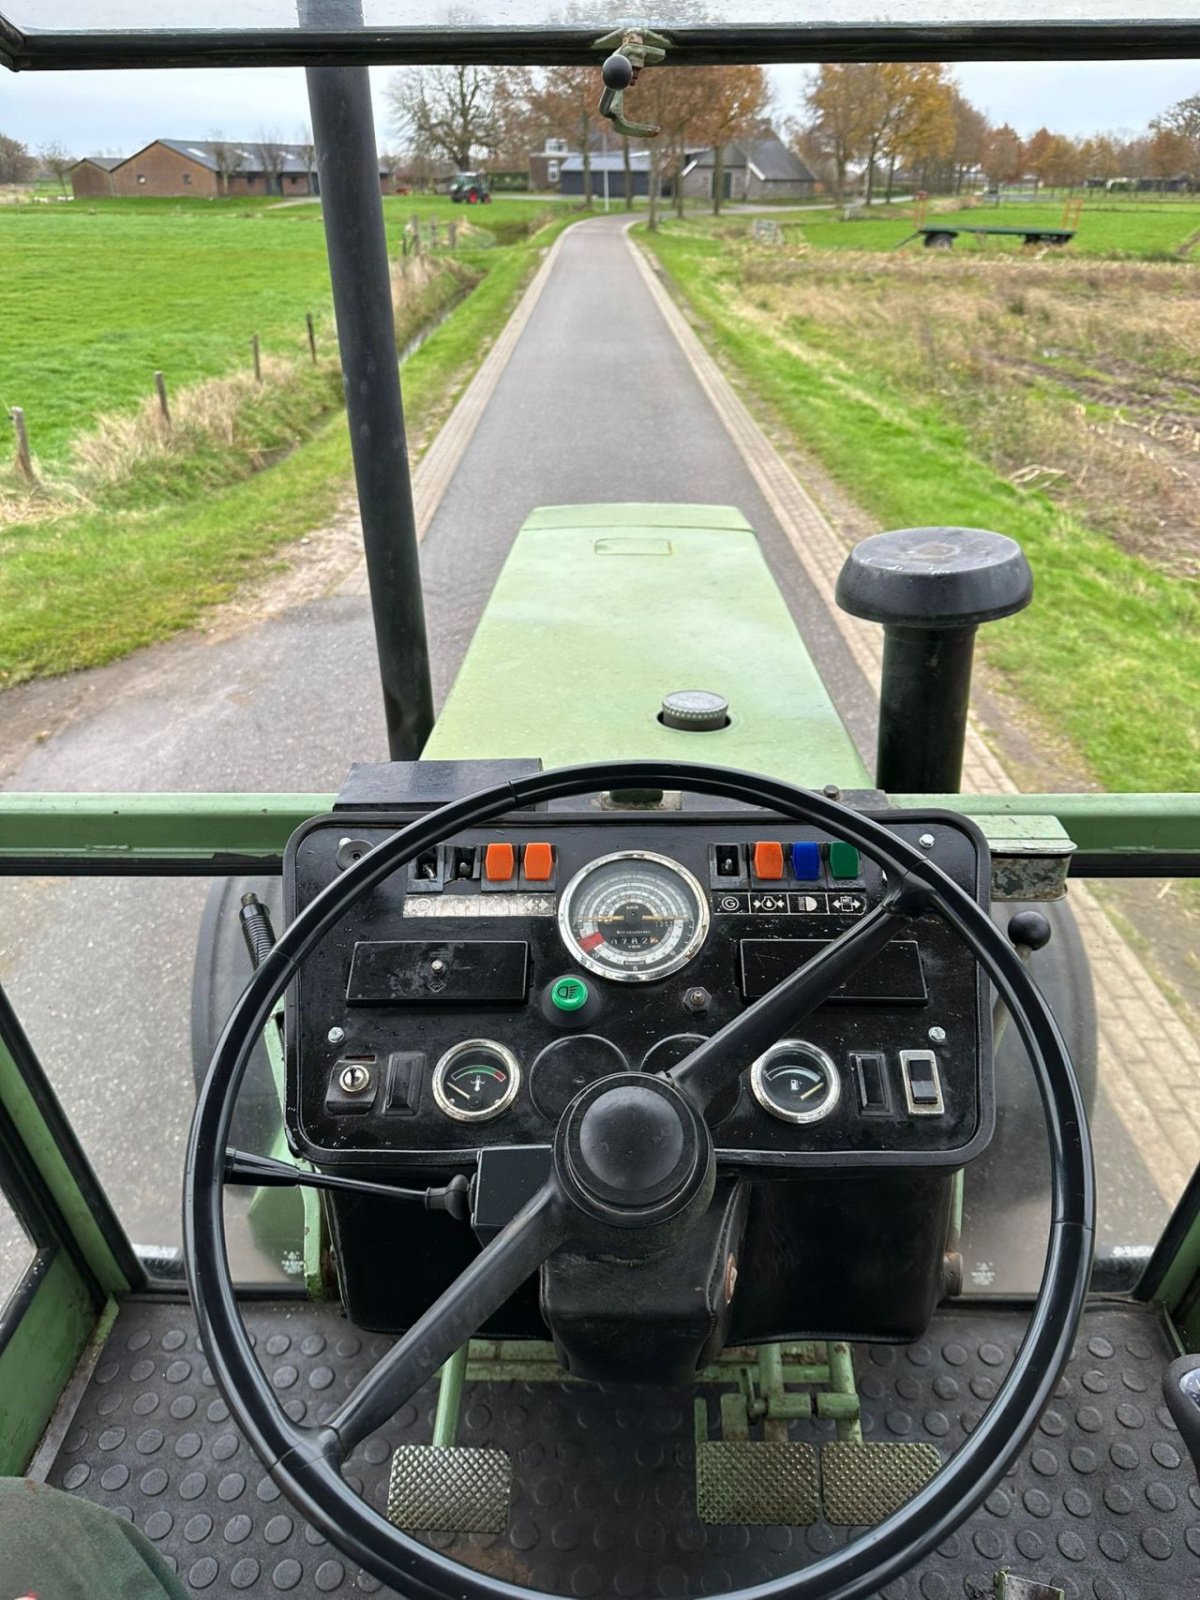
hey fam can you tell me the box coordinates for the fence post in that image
[448,221,457,250]
[10,407,35,482]
[430,217,438,247]
[306,312,318,364]
[154,371,171,428]
[252,333,262,384]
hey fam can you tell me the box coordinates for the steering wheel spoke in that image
[666,897,909,1115]
[323,1181,568,1460]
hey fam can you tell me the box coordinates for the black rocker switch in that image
[853,1051,890,1114]
[384,1051,424,1115]
[1164,1354,1200,1479]
[900,1050,944,1115]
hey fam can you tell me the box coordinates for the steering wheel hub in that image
[557,1073,713,1225]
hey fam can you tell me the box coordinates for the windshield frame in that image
[5,12,1200,72]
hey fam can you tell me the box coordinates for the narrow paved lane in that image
[418,216,878,736]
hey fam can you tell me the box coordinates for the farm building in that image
[682,136,817,203]
[559,151,677,199]
[68,155,122,198]
[80,140,394,199]
[528,136,571,192]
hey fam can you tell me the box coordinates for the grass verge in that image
[639,225,1199,795]
[0,214,572,686]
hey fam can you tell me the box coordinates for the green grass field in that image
[768,200,1200,259]
[640,224,1200,795]
[0,195,558,464]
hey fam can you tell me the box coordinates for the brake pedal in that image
[820,1441,940,1526]
[386,1443,512,1533]
[696,1440,819,1526]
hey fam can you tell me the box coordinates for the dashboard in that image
[284,803,992,1173]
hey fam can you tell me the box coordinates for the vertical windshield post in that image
[305,59,435,759]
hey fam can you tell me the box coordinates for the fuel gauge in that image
[432,1040,521,1123]
[750,1041,840,1126]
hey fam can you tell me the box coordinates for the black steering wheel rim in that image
[185,759,1094,1600]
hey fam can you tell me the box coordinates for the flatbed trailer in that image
[909,223,1076,249]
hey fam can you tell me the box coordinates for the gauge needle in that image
[449,1082,472,1101]
[800,1082,823,1100]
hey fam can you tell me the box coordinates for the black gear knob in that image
[1008,910,1052,954]
[602,51,634,89]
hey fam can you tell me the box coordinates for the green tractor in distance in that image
[450,169,492,204]
[1,9,1199,1600]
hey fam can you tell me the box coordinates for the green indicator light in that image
[550,976,589,1012]
[829,841,861,880]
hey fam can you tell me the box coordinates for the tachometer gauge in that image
[750,1041,840,1125]
[558,851,709,983]
[432,1040,521,1123]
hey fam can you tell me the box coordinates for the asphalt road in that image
[0,215,1153,1297]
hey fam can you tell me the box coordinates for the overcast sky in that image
[3,58,1199,156]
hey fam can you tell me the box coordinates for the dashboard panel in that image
[284,804,993,1173]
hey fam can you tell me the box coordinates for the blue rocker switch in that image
[791,842,821,880]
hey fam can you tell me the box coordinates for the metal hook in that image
[592,26,671,139]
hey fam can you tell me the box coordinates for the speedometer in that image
[558,851,709,983]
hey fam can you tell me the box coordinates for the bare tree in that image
[1152,93,1200,184]
[294,124,317,195]
[39,140,74,196]
[387,66,503,171]
[0,133,36,185]
[207,131,243,197]
[255,128,288,196]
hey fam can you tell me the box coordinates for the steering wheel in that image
[185,760,1094,1600]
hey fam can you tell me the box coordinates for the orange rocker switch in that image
[484,842,516,882]
[523,842,554,882]
[752,840,785,880]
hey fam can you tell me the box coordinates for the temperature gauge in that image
[432,1040,521,1123]
[750,1041,840,1126]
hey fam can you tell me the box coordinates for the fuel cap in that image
[659,690,729,732]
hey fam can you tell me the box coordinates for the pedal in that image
[695,1440,819,1525]
[820,1441,940,1526]
[386,1444,512,1533]
[993,1576,1064,1600]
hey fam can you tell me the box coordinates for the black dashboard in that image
[281,765,994,1355]
[285,801,992,1170]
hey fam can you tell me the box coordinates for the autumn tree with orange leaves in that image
[618,65,768,225]
[804,62,955,204]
